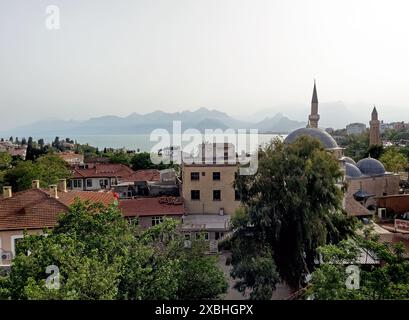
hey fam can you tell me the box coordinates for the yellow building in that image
[181,144,242,245]
[182,163,240,216]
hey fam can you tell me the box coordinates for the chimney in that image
[49,185,59,199]
[2,186,12,199]
[32,180,40,189]
[57,179,67,193]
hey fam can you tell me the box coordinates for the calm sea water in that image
[36,134,286,153]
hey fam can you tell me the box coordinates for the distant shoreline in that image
[2,133,286,153]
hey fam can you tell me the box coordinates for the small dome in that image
[357,157,386,176]
[284,127,339,149]
[345,163,362,177]
[341,156,357,166]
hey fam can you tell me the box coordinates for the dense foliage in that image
[308,230,409,300]
[2,154,71,192]
[228,137,356,299]
[379,146,408,173]
[0,201,227,300]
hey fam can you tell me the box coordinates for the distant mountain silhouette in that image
[1,108,305,136]
[244,101,369,129]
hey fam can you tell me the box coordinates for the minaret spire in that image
[312,79,318,104]
[369,105,381,146]
[308,80,320,128]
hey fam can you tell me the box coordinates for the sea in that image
[34,133,286,153]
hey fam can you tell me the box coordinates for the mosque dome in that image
[341,156,357,166]
[284,127,339,149]
[356,157,386,176]
[345,163,362,178]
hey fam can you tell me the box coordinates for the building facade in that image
[182,164,240,216]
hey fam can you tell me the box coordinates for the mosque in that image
[284,82,400,217]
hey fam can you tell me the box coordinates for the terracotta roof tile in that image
[122,169,160,182]
[0,189,115,230]
[344,196,371,216]
[119,197,184,217]
[72,163,135,179]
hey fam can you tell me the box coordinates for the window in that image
[235,190,240,201]
[104,179,109,186]
[213,190,221,201]
[86,179,93,187]
[191,172,200,180]
[73,179,82,188]
[99,179,104,186]
[184,233,191,240]
[201,172,206,176]
[152,216,163,226]
[191,190,200,200]
[213,172,221,180]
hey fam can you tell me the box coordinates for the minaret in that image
[308,80,320,128]
[369,106,381,146]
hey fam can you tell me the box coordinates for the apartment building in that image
[181,163,241,246]
[182,164,240,216]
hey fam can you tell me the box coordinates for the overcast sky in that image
[1,0,409,130]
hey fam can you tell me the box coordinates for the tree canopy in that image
[308,231,409,300]
[3,154,71,191]
[228,137,356,299]
[379,146,408,173]
[0,201,227,300]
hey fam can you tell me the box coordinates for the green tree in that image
[343,131,369,161]
[130,152,155,170]
[106,152,132,166]
[2,161,39,191]
[229,137,356,298]
[379,146,408,173]
[130,152,173,171]
[0,201,227,300]
[365,144,384,160]
[0,151,12,170]
[308,234,409,300]
[176,238,228,299]
[4,154,71,191]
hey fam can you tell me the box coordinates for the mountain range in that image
[1,108,306,136]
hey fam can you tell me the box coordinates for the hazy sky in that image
[1,0,409,130]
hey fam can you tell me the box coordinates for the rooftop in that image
[181,214,231,231]
[284,127,339,149]
[0,188,116,231]
[121,169,160,182]
[72,163,135,179]
[119,197,184,217]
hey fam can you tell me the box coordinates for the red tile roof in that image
[122,169,160,182]
[119,197,184,217]
[0,189,116,231]
[72,163,135,179]
[344,196,371,216]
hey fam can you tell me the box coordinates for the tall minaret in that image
[369,106,381,146]
[308,80,320,128]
